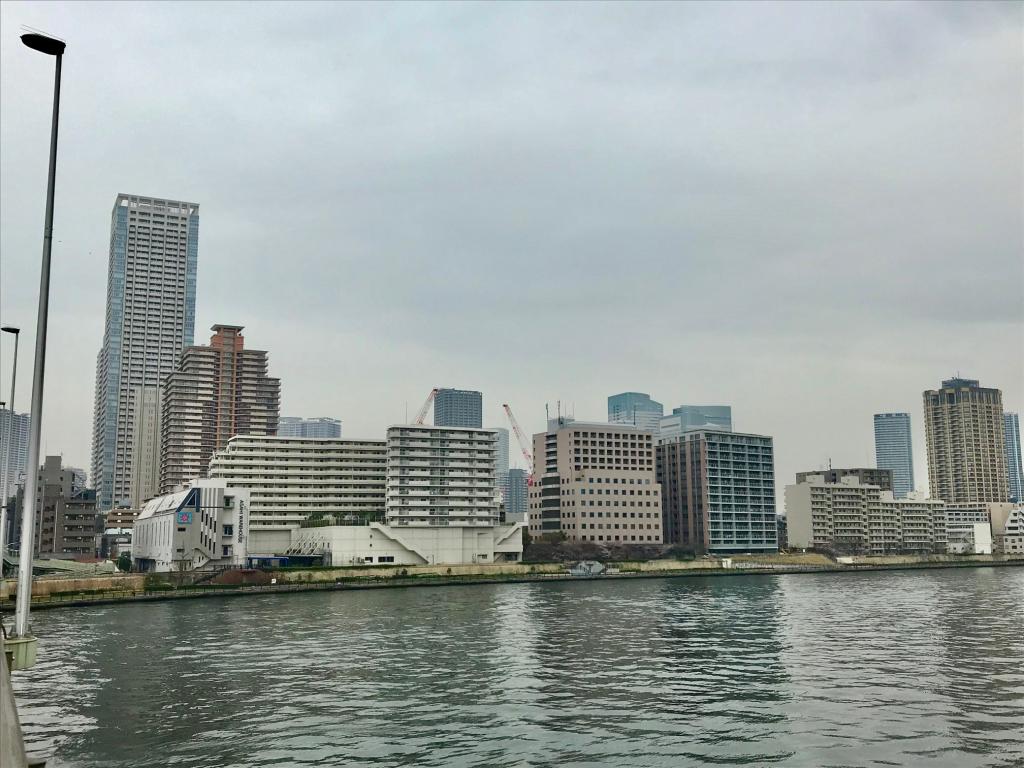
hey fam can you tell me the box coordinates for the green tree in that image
[116,552,132,572]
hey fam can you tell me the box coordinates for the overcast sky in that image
[1,1,1021,501]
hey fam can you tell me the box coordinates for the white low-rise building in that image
[947,522,993,555]
[289,519,524,566]
[1001,507,1024,555]
[133,479,250,572]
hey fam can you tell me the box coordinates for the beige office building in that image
[159,325,280,493]
[923,377,1008,504]
[528,419,663,544]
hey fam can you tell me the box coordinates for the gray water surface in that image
[10,568,1024,767]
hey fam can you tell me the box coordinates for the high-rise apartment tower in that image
[91,194,199,509]
[0,408,30,501]
[923,378,1008,503]
[277,417,342,438]
[433,389,483,428]
[159,325,280,493]
[1005,412,1022,503]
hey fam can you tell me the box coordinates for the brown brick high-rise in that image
[159,325,280,493]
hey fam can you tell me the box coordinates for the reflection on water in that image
[8,568,1024,767]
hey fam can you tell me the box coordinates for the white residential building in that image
[385,425,499,526]
[289,521,523,566]
[133,479,249,572]
[785,475,946,554]
[946,522,993,555]
[207,435,387,554]
[206,428,524,566]
[1001,507,1024,555]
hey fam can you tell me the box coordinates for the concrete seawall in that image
[1,555,1022,612]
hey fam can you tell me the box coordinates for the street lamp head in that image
[1,327,20,335]
[21,32,65,56]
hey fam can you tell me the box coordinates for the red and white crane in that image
[502,403,534,485]
[414,388,439,425]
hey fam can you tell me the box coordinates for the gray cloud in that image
[1,1,1020,499]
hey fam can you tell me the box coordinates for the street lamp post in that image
[1,326,20,571]
[11,32,66,656]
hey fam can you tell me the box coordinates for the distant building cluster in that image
[277,417,342,439]
[1,194,1021,570]
[787,376,1022,556]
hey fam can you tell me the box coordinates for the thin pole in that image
[1,332,19,565]
[13,52,61,639]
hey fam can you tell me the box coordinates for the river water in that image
[8,567,1024,768]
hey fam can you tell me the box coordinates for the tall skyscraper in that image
[0,408,30,500]
[159,325,280,493]
[277,417,342,438]
[493,427,510,509]
[434,389,482,428]
[657,430,776,553]
[129,385,162,507]
[505,468,528,523]
[608,392,664,433]
[923,377,1008,503]
[660,405,732,439]
[91,194,200,510]
[873,413,914,498]
[1005,412,1023,503]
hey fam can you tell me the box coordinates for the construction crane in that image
[414,388,439,425]
[502,403,534,484]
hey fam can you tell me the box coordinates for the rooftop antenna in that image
[545,403,550,425]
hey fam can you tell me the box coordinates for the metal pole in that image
[1,331,19,567]
[13,52,61,639]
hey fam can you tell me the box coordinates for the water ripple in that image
[7,567,1024,767]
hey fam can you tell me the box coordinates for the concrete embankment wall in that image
[0,573,145,601]
[849,553,1004,566]
[268,559,716,584]
[3,555,1022,612]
